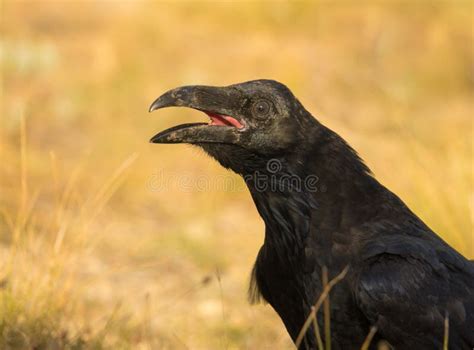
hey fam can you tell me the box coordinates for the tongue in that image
[206,112,243,129]
[209,115,229,126]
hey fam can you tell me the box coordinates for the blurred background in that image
[0,1,472,348]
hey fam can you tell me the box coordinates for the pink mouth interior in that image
[205,112,244,129]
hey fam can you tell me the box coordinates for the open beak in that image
[148,85,245,144]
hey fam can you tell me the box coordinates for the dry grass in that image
[0,1,472,349]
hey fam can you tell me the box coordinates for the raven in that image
[149,80,474,349]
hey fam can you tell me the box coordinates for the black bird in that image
[148,80,474,349]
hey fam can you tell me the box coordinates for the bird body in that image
[149,80,474,349]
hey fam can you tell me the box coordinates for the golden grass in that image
[1,1,472,348]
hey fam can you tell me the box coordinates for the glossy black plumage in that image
[149,80,474,349]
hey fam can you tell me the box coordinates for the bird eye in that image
[252,100,271,117]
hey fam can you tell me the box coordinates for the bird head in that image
[149,80,317,161]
